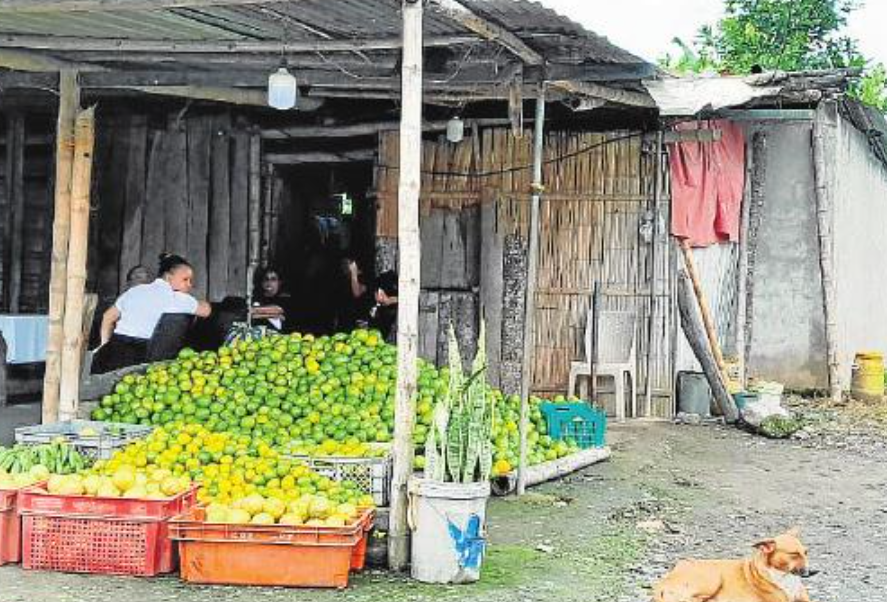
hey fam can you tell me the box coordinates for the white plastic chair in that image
[567,310,637,422]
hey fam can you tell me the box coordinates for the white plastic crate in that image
[14,420,153,460]
[285,453,392,507]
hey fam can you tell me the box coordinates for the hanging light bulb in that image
[268,60,298,110]
[446,116,464,143]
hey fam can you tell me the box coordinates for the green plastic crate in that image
[540,403,607,448]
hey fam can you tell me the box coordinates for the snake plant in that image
[424,321,495,483]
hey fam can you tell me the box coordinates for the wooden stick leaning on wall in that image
[676,272,739,422]
[679,239,728,377]
[58,106,96,422]
[42,69,80,424]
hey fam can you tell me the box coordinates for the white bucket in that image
[408,476,491,584]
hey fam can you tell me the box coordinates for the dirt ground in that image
[1,398,884,602]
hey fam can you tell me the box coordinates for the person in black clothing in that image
[250,266,292,333]
[340,258,375,331]
[369,269,398,342]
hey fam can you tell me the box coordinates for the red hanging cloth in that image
[669,120,746,247]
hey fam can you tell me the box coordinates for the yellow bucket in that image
[850,351,885,402]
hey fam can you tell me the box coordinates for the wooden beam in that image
[127,85,322,110]
[429,0,543,65]
[0,33,478,53]
[58,105,95,422]
[42,70,79,425]
[389,0,422,574]
[260,117,526,139]
[264,149,375,164]
[0,48,100,72]
[0,0,289,13]
[549,79,655,108]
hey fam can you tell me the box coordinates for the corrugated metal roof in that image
[0,0,645,66]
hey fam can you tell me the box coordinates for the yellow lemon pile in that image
[47,465,192,499]
[204,493,362,527]
[0,464,50,490]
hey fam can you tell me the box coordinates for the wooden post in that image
[42,70,80,424]
[260,163,274,265]
[812,105,841,402]
[679,239,728,376]
[248,132,262,270]
[388,0,423,572]
[734,135,753,388]
[58,106,96,422]
[518,84,545,496]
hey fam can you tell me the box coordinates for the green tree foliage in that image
[713,0,860,72]
[660,0,886,112]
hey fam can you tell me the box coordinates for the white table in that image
[0,314,49,364]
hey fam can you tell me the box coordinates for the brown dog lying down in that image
[653,528,818,602]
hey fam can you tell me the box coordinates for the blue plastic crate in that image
[540,403,607,448]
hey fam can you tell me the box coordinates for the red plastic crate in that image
[0,488,22,566]
[170,508,375,588]
[17,485,198,576]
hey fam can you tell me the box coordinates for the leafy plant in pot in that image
[409,323,494,584]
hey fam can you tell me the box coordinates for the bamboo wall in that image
[376,128,675,417]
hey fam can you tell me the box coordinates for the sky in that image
[537,0,887,67]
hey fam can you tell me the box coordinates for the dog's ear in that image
[786,526,801,538]
[753,538,776,555]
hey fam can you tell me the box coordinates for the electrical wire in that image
[376,131,644,177]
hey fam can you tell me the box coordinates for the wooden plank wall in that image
[90,111,257,308]
[0,112,55,314]
[377,132,482,368]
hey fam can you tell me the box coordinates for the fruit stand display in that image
[0,328,607,587]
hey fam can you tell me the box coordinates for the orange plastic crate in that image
[170,508,375,588]
[0,488,22,566]
[17,485,198,576]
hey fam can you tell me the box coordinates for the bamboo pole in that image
[518,84,546,496]
[812,105,841,402]
[643,131,663,416]
[58,106,96,422]
[491,446,611,496]
[388,0,422,572]
[42,70,80,424]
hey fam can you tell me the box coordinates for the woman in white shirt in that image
[92,253,211,373]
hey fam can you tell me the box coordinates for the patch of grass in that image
[479,545,543,589]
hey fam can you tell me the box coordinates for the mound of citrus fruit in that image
[93,330,582,479]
